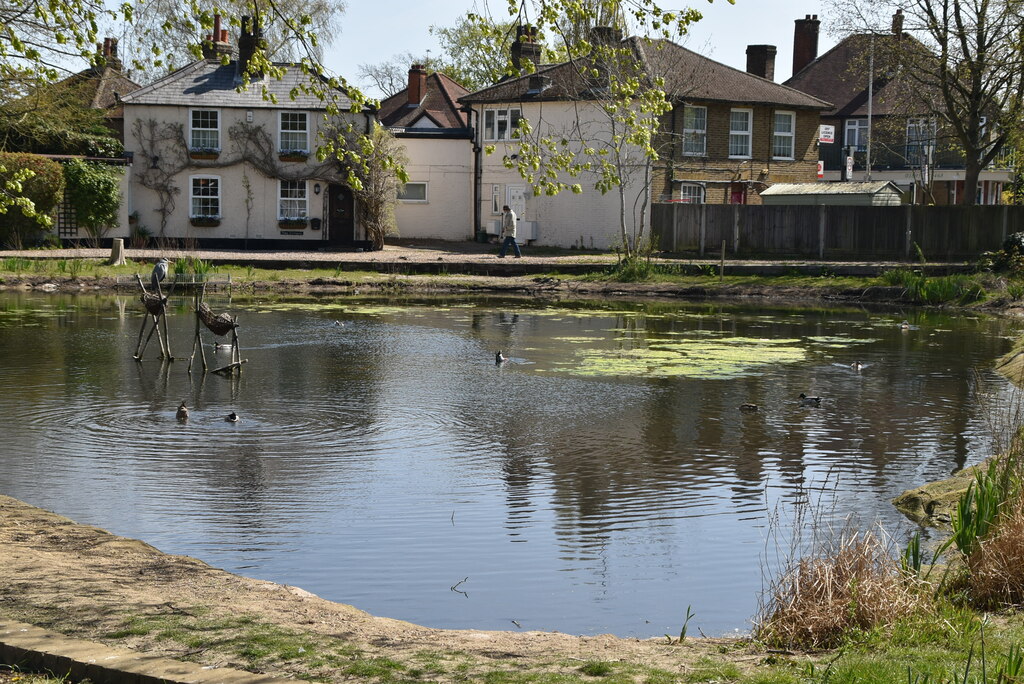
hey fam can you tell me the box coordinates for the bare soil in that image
[0,496,765,682]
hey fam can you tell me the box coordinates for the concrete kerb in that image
[0,621,284,684]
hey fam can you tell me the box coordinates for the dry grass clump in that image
[756,527,927,650]
[968,498,1024,609]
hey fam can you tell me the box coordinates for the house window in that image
[280,112,309,153]
[845,118,868,151]
[906,118,936,167]
[729,108,752,158]
[190,110,219,151]
[484,107,522,141]
[397,182,428,202]
[279,179,308,219]
[772,111,795,159]
[682,106,706,156]
[491,184,501,214]
[677,183,704,204]
[190,176,220,217]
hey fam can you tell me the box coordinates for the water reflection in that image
[0,293,1019,637]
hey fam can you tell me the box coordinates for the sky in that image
[326,0,840,98]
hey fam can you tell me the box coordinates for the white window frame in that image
[189,175,221,218]
[279,111,309,153]
[491,184,501,214]
[728,108,753,158]
[772,111,796,160]
[845,118,868,151]
[278,179,308,219]
[397,181,428,202]
[189,109,220,151]
[682,105,707,157]
[483,107,522,141]
[677,183,704,204]
[906,117,936,167]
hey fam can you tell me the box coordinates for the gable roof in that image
[121,59,358,111]
[783,33,930,118]
[378,71,470,129]
[461,37,831,110]
[52,65,141,118]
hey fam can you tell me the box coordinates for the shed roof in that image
[761,181,902,196]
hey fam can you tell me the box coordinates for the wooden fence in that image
[653,204,1024,260]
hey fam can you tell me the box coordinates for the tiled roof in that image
[461,37,831,110]
[761,181,901,195]
[121,59,356,110]
[378,72,470,128]
[783,34,929,117]
[53,66,141,117]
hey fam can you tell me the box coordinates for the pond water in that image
[0,292,1020,638]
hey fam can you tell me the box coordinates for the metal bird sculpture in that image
[151,258,170,291]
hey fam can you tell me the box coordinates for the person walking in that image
[498,205,522,258]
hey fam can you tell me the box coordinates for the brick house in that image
[378,65,474,241]
[459,28,830,249]
[783,12,1012,205]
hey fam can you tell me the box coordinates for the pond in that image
[0,292,1019,638]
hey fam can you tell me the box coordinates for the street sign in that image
[819,125,835,144]
[817,161,824,179]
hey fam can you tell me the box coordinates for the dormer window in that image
[280,112,309,153]
[190,109,220,151]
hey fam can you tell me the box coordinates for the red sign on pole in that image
[817,161,824,179]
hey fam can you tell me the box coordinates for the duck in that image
[739,403,759,412]
[851,361,864,371]
[799,393,822,407]
[495,350,508,365]
[176,401,189,422]
[224,411,240,423]
[900,320,911,330]
[333,320,345,327]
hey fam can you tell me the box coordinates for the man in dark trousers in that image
[498,205,522,258]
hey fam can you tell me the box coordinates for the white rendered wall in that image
[393,136,474,241]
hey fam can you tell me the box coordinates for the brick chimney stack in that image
[408,64,427,107]
[745,44,777,81]
[203,13,233,59]
[892,9,904,36]
[511,25,542,72]
[96,37,122,70]
[237,15,263,77]
[792,14,820,76]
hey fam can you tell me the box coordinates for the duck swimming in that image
[799,393,822,407]
[495,351,508,364]
[176,401,189,421]
[851,361,864,371]
[225,411,240,423]
[900,320,911,330]
[739,403,759,412]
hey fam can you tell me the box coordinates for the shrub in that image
[0,152,64,248]
[63,159,122,246]
[756,526,927,650]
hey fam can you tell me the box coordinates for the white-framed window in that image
[397,182,428,202]
[845,118,868,151]
[772,111,796,159]
[190,175,220,217]
[906,118,936,167]
[190,109,219,151]
[682,106,707,156]
[491,184,501,214]
[677,183,704,204]
[279,179,308,219]
[279,112,309,153]
[483,107,522,141]
[729,108,752,158]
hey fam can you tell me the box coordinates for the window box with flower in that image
[190,215,221,227]
[277,216,308,229]
[278,149,309,163]
[189,148,221,160]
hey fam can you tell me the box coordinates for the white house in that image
[120,16,375,248]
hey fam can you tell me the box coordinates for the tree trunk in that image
[962,157,982,206]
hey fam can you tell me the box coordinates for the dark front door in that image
[326,184,354,246]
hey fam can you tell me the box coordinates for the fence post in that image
[905,204,913,261]
[1003,205,1009,245]
[733,204,740,254]
[818,205,826,259]
[699,204,706,257]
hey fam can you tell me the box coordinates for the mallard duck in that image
[740,403,759,412]
[224,411,240,423]
[851,361,864,371]
[176,401,189,421]
[799,393,822,407]
[495,351,508,364]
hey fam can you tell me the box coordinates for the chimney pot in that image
[892,9,904,36]
[745,44,777,81]
[511,24,542,72]
[792,14,820,76]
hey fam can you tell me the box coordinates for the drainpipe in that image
[463,103,482,241]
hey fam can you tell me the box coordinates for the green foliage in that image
[882,268,988,305]
[578,661,615,677]
[945,459,1015,558]
[63,160,122,242]
[0,152,65,248]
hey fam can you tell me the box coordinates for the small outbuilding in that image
[759,181,904,206]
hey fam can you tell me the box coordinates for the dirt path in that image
[0,496,759,682]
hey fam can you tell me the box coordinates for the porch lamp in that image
[313,183,321,195]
